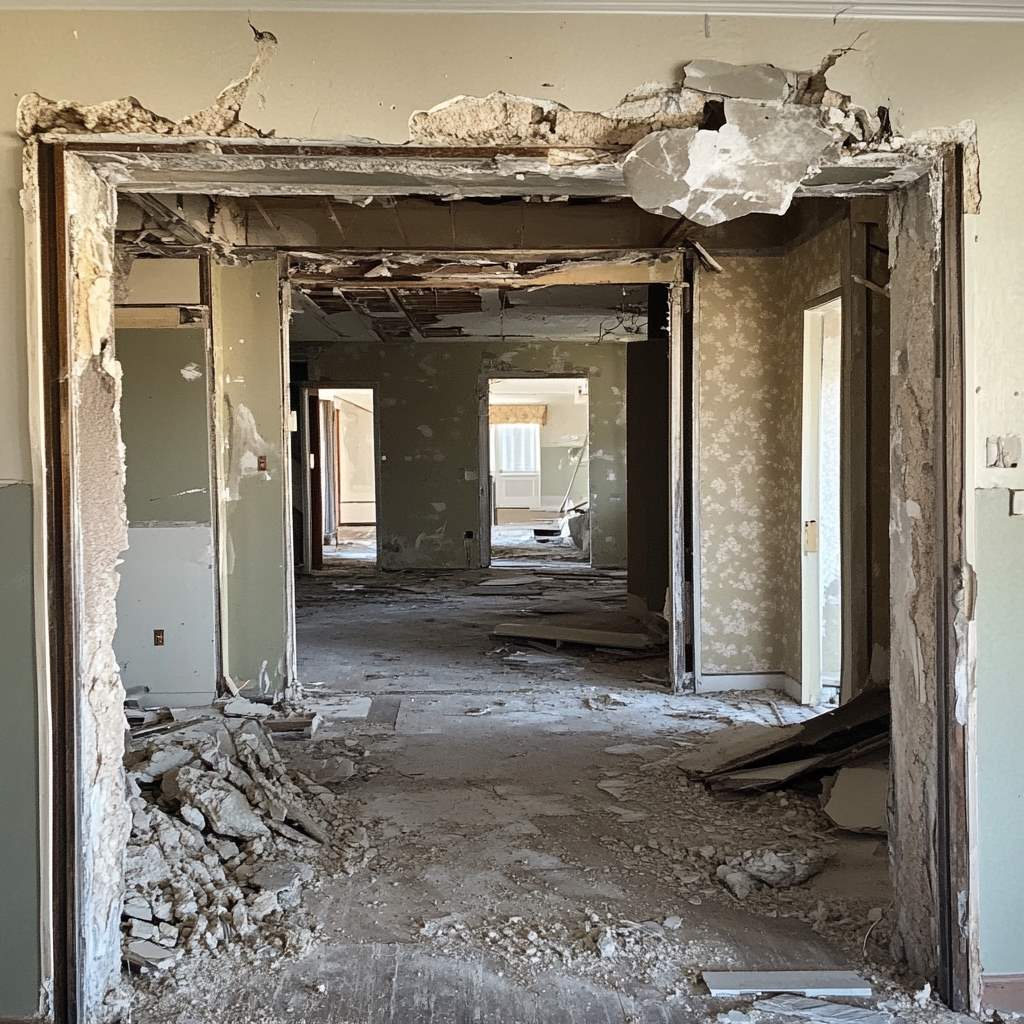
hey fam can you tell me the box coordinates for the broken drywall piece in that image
[623,100,837,226]
[753,994,890,1023]
[822,760,888,835]
[683,59,791,102]
[16,23,277,139]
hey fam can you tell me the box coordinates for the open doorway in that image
[487,376,591,566]
[33,124,971,1024]
[319,388,378,565]
[801,295,843,706]
[296,385,380,571]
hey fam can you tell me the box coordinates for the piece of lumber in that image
[702,971,872,999]
[694,687,890,780]
[492,622,653,650]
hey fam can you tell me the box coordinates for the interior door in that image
[801,297,843,705]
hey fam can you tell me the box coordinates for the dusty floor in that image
[132,567,972,1023]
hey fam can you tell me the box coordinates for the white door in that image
[801,297,843,705]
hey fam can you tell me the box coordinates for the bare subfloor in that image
[133,567,970,1023]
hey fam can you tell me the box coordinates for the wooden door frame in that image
[26,136,973,1022]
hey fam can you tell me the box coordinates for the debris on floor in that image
[121,703,375,972]
[493,621,656,649]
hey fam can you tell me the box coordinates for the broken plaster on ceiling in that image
[16,23,278,140]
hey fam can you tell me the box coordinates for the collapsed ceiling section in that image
[289,283,649,344]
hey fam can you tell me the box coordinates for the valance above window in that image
[489,404,547,426]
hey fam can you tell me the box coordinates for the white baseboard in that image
[698,672,802,703]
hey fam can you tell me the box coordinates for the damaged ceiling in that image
[290,283,649,344]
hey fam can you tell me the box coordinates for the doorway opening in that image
[31,127,970,1024]
[487,376,592,567]
[801,294,843,706]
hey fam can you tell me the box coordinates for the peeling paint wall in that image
[697,218,844,683]
[212,260,289,695]
[309,340,627,569]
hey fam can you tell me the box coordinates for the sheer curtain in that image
[491,423,540,473]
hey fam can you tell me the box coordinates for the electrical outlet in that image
[257,455,268,472]
[153,629,165,647]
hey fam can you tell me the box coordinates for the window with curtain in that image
[491,423,540,473]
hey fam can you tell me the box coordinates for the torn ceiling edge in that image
[15,23,278,140]
[18,34,978,223]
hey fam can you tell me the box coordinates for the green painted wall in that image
[0,483,40,1017]
[975,487,1024,976]
[312,340,626,569]
[118,328,211,526]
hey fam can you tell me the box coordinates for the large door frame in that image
[26,136,972,1022]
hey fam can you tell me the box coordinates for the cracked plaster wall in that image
[4,11,1024,1018]
[308,340,627,570]
[698,219,844,683]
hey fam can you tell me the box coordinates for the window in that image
[491,423,540,473]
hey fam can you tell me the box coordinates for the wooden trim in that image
[37,141,81,1024]
[307,393,324,571]
[935,145,971,1012]
[982,974,1024,1013]
[698,672,802,702]
[668,273,688,692]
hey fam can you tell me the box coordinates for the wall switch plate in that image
[153,629,165,647]
[1010,490,1024,516]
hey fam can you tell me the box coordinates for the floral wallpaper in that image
[698,219,845,680]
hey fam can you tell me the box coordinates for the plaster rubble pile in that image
[121,708,375,971]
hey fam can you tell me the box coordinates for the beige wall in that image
[3,11,1024,1015]
[698,218,844,682]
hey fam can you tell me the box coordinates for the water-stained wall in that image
[697,219,844,682]
[310,340,627,569]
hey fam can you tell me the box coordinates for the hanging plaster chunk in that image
[683,59,792,102]
[623,99,837,227]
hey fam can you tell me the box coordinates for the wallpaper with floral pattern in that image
[698,219,846,679]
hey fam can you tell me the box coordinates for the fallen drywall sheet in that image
[623,101,836,226]
[16,24,277,139]
[702,969,872,997]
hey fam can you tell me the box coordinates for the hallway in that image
[129,568,963,1024]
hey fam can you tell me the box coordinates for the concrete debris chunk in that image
[122,709,373,972]
[124,939,181,970]
[172,766,269,840]
[683,59,792,102]
[738,847,829,888]
[223,696,274,719]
